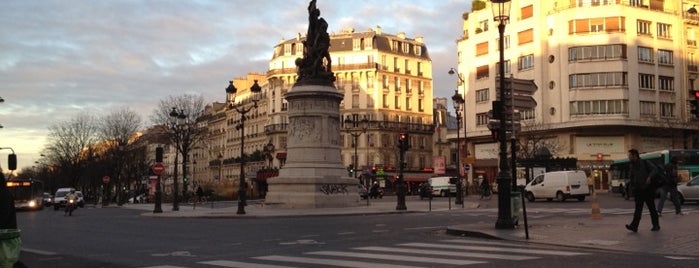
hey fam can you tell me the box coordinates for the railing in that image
[264,123,288,134]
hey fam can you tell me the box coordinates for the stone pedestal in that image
[265,84,359,208]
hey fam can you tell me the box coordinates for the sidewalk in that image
[124,196,699,258]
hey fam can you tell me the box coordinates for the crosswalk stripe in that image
[354,246,537,261]
[306,251,485,265]
[254,255,425,268]
[401,242,588,256]
[199,260,299,268]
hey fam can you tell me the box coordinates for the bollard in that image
[590,191,602,219]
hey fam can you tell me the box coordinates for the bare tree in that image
[151,94,206,209]
[517,122,567,159]
[98,107,142,205]
[44,112,99,188]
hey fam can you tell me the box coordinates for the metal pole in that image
[495,21,514,229]
[510,74,517,189]
[237,112,247,215]
[455,112,463,205]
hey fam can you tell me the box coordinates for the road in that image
[15,192,698,267]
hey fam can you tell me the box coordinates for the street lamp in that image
[169,107,186,211]
[344,115,369,181]
[492,0,515,229]
[264,142,275,168]
[451,89,465,206]
[226,79,262,215]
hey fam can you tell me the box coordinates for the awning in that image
[276,152,287,159]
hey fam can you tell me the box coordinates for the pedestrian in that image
[587,171,595,194]
[625,149,660,232]
[657,157,685,216]
[196,186,204,202]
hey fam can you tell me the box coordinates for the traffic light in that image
[347,164,354,176]
[183,177,188,183]
[8,154,16,171]
[155,147,163,162]
[398,133,410,151]
[692,91,699,117]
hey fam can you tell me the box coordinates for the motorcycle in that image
[65,198,76,216]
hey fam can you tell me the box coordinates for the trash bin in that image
[0,229,21,267]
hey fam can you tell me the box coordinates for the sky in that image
[0,0,473,171]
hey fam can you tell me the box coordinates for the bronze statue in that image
[296,0,335,86]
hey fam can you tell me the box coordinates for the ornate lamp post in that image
[169,107,186,211]
[451,89,465,206]
[264,142,275,168]
[492,0,515,229]
[226,79,262,215]
[344,115,369,181]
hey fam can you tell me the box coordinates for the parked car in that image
[42,192,53,207]
[678,175,699,204]
[524,170,589,202]
[428,176,457,197]
[75,191,85,208]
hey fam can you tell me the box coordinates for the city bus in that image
[6,178,45,210]
[609,149,699,194]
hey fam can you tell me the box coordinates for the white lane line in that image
[21,247,57,255]
[138,266,186,268]
[254,255,426,268]
[199,260,299,268]
[402,242,589,256]
[355,246,538,261]
[306,251,485,266]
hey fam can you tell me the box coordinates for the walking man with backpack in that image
[657,157,685,216]
[625,149,661,232]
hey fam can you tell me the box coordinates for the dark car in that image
[42,192,53,207]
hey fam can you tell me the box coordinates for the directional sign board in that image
[496,77,538,110]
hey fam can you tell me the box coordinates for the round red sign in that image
[152,162,165,175]
[102,176,110,184]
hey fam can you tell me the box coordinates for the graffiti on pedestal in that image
[320,184,348,195]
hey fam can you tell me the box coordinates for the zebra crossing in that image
[141,239,590,268]
[466,207,695,216]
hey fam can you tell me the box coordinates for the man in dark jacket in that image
[0,171,17,229]
[657,157,684,216]
[626,149,660,232]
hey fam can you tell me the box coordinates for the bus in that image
[609,149,699,194]
[6,179,45,210]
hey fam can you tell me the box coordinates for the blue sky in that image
[0,0,472,170]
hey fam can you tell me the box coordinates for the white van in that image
[524,170,589,202]
[428,176,457,197]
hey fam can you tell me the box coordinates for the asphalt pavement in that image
[119,193,699,258]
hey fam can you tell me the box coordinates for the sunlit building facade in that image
[457,0,699,189]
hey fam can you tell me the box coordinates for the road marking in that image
[200,260,299,268]
[354,246,537,261]
[402,242,589,256]
[21,247,57,256]
[255,255,425,268]
[306,251,484,265]
[139,266,186,268]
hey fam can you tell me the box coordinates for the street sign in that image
[152,162,165,175]
[487,120,521,132]
[487,110,521,121]
[102,176,110,184]
[496,77,538,110]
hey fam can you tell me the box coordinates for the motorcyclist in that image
[65,189,77,215]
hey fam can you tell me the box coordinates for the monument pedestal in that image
[265,84,360,208]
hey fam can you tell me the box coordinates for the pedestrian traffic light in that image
[183,177,188,183]
[347,164,354,176]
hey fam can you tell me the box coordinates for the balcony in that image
[688,40,697,47]
[690,65,698,73]
[264,123,288,135]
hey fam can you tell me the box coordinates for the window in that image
[476,42,489,56]
[367,74,374,88]
[402,42,410,54]
[418,99,424,111]
[476,65,489,80]
[637,20,651,36]
[478,20,489,32]
[352,94,360,108]
[476,113,489,126]
[295,43,304,54]
[353,38,361,50]
[414,45,421,56]
[657,23,672,39]
[660,103,675,117]
[659,76,674,91]
[405,97,411,110]
[518,54,534,70]
[476,88,489,102]
[569,72,628,88]
[590,18,604,32]
[568,44,626,61]
[518,29,534,45]
[638,47,653,63]
[640,101,655,116]
[569,100,629,115]
[284,44,292,55]
[394,77,400,92]
[497,60,511,75]
[382,94,389,108]
[496,35,510,50]
[382,75,389,89]
[367,95,374,108]
[364,38,373,49]
[658,49,673,65]
[638,73,655,90]
[394,96,401,109]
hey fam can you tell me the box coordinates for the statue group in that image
[295,0,335,86]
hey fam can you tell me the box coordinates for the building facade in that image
[457,0,699,189]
